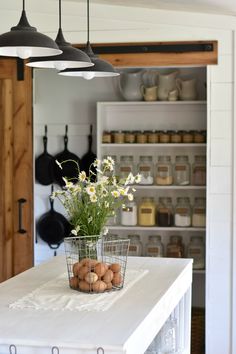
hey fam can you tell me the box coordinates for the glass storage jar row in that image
[108,233,205,270]
[117,196,206,227]
[115,155,206,186]
[102,130,206,144]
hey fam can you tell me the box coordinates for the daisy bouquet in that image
[52,156,141,237]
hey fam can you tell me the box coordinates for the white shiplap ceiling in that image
[69,0,236,16]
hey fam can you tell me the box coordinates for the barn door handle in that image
[18,198,27,234]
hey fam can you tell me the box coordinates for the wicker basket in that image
[191,307,205,354]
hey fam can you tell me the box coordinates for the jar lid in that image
[128,234,140,241]
[170,235,182,243]
[148,235,162,241]
[194,197,206,204]
[120,155,133,161]
[140,155,153,162]
[175,155,189,162]
[176,197,190,203]
[190,236,203,243]
[159,197,172,204]
[194,155,206,162]
[158,155,171,162]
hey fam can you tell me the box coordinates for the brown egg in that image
[78,265,89,280]
[112,272,123,286]
[95,263,107,277]
[69,276,79,289]
[79,280,91,292]
[72,262,82,277]
[110,263,121,273]
[92,280,107,293]
[80,258,92,266]
[103,269,114,284]
[106,282,113,291]
[85,272,98,284]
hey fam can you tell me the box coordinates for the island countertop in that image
[0,256,192,354]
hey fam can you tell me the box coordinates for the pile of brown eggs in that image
[69,258,123,293]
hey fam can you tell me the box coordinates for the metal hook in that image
[51,346,60,354]
[9,344,17,354]
[97,347,104,354]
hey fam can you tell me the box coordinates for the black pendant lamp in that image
[0,0,62,59]
[59,0,119,79]
[27,0,93,70]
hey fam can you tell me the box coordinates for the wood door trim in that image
[74,40,218,67]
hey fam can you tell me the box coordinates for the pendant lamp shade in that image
[59,41,119,79]
[27,0,93,70]
[0,3,61,59]
[59,0,119,79]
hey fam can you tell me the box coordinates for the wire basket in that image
[64,235,130,293]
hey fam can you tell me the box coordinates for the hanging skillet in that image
[37,186,71,250]
[54,125,80,187]
[80,125,97,181]
[35,125,55,185]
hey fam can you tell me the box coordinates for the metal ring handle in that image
[9,344,17,354]
[51,346,60,354]
[97,347,104,354]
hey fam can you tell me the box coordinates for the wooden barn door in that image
[0,59,33,282]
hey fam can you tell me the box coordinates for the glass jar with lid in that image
[121,200,137,226]
[166,235,184,258]
[147,130,158,143]
[113,130,125,144]
[193,130,205,143]
[124,130,136,144]
[119,155,134,180]
[106,210,119,226]
[182,131,194,143]
[192,197,206,227]
[174,197,191,227]
[187,236,205,269]
[159,131,171,143]
[102,130,112,144]
[137,156,154,185]
[192,155,206,186]
[155,155,173,185]
[146,235,164,257]
[138,197,156,226]
[157,197,174,227]
[127,235,143,256]
[174,155,190,185]
[170,131,182,143]
[136,131,147,144]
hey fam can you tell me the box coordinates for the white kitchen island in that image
[0,256,192,354]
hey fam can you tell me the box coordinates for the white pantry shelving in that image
[97,91,207,308]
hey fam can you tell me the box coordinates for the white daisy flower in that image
[111,190,120,198]
[79,171,86,182]
[127,193,134,201]
[107,156,115,165]
[135,173,142,184]
[90,194,97,203]
[86,185,96,195]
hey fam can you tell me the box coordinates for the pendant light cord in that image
[87,0,90,43]
[23,0,25,11]
[59,0,62,29]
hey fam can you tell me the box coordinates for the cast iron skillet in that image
[37,186,71,250]
[53,125,80,187]
[80,125,97,181]
[35,125,55,185]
